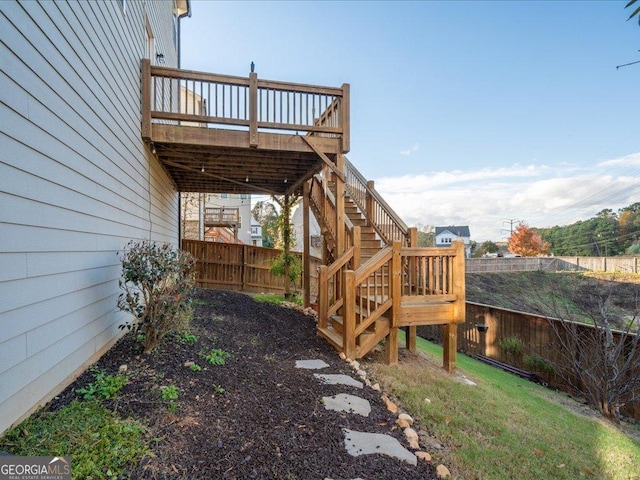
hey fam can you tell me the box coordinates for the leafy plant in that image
[189,363,202,372]
[117,240,196,354]
[498,336,525,357]
[201,348,230,365]
[524,354,556,374]
[212,384,225,394]
[76,368,128,400]
[176,331,198,344]
[161,385,179,413]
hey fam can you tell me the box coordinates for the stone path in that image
[296,357,452,479]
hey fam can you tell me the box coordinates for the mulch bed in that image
[54,289,439,480]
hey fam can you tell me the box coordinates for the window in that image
[240,194,248,200]
[220,194,227,199]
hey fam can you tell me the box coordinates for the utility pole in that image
[502,219,522,239]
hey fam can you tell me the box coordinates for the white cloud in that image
[374,153,640,242]
[399,143,420,156]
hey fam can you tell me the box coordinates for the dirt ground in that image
[53,289,439,480]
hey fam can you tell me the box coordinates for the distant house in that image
[182,193,259,245]
[0,0,190,434]
[435,226,472,258]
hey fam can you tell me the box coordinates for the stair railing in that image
[344,157,411,246]
[309,173,355,260]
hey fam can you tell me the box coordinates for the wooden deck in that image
[141,61,466,371]
[141,59,349,195]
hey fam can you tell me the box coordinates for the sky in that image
[180,1,640,242]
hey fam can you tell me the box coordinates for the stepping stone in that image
[295,359,330,370]
[322,393,371,417]
[313,373,363,389]
[343,429,417,466]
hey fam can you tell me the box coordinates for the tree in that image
[415,224,435,247]
[627,0,640,25]
[251,200,278,248]
[508,224,550,257]
[473,240,500,258]
[538,274,640,422]
[270,195,301,299]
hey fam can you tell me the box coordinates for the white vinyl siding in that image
[0,0,180,433]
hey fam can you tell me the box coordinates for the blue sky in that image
[181,1,640,241]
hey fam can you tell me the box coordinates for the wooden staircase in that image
[308,158,466,371]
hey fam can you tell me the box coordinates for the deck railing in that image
[344,157,410,246]
[318,241,465,360]
[142,59,349,151]
[203,207,239,226]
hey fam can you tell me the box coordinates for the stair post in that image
[335,154,346,255]
[385,241,402,365]
[343,269,356,360]
[405,227,418,352]
[318,265,328,330]
[366,181,375,226]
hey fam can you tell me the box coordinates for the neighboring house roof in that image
[435,226,470,237]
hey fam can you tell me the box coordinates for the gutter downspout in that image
[176,1,190,245]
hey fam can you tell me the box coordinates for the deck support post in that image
[303,181,311,308]
[141,59,151,141]
[352,226,361,269]
[343,270,356,360]
[249,72,258,147]
[405,326,416,353]
[385,327,398,365]
[443,323,457,373]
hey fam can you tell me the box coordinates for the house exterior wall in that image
[0,0,182,434]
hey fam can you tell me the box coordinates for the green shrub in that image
[201,348,230,365]
[117,240,196,354]
[76,367,128,400]
[176,331,198,344]
[160,385,179,413]
[498,336,525,356]
[524,354,556,374]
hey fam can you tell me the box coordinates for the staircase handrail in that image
[343,157,410,246]
[309,175,354,251]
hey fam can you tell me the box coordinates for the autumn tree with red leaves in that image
[508,224,550,257]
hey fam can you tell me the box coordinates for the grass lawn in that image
[367,333,640,480]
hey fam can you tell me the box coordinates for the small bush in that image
[524,354,556,374]
[161,385,179,412]
[176,331,198,344]
[201,348,230,365]
[76,368,128,400]
[498,336,525,356]
[117,240,196,354]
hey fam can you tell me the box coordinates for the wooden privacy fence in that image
[418,302,640,419]
[182,240,320,298]
[466,256,640,274]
